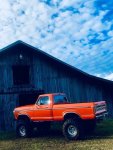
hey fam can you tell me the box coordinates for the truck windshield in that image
[54,95,68,104]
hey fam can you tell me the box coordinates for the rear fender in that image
[63,112,81,121]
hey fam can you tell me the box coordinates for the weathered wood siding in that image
[0,94,17,131]
[32,54,103,101]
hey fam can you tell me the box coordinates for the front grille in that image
[95,104,106,112]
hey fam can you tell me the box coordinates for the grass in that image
[0,120,113,150]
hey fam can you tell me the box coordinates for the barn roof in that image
[0,40,113,86]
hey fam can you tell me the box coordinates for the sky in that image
[0,0,113,80]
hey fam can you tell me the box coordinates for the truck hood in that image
[14,104,35,112]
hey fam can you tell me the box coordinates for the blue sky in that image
[0,0,113,80]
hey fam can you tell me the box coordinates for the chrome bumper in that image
[96,112,108,121]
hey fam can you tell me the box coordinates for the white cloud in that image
[108,30,113,37]
[104,73,113,81]
[0,0,113,80]
[60,0,81,8]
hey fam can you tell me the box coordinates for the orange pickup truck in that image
[13,93,107,140]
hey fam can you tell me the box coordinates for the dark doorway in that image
[18,91,44,106]
[12,65,30,85]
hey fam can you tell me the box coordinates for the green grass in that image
[1,120,113,150]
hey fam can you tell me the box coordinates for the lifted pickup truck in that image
[13,93,107,140]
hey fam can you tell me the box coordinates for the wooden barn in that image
[0,40,113,131]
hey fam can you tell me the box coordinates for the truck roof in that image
[39,93,66,97]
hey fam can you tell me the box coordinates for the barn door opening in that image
[18,91,44,106]
[12,65,30,85]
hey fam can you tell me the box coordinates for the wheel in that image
[63,119,82,140]
[16,120,32,138]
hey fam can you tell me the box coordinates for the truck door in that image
[34,96,53,121]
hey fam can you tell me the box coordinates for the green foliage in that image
[0,119,113,150]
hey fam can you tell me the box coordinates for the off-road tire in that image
[63,119,82,140]
[16,120,32,138]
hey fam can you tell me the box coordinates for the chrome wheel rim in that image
[19,126,26,137]
[67,125,78,137]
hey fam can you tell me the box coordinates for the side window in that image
[54,95,68,104]
[37,96,50,105]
